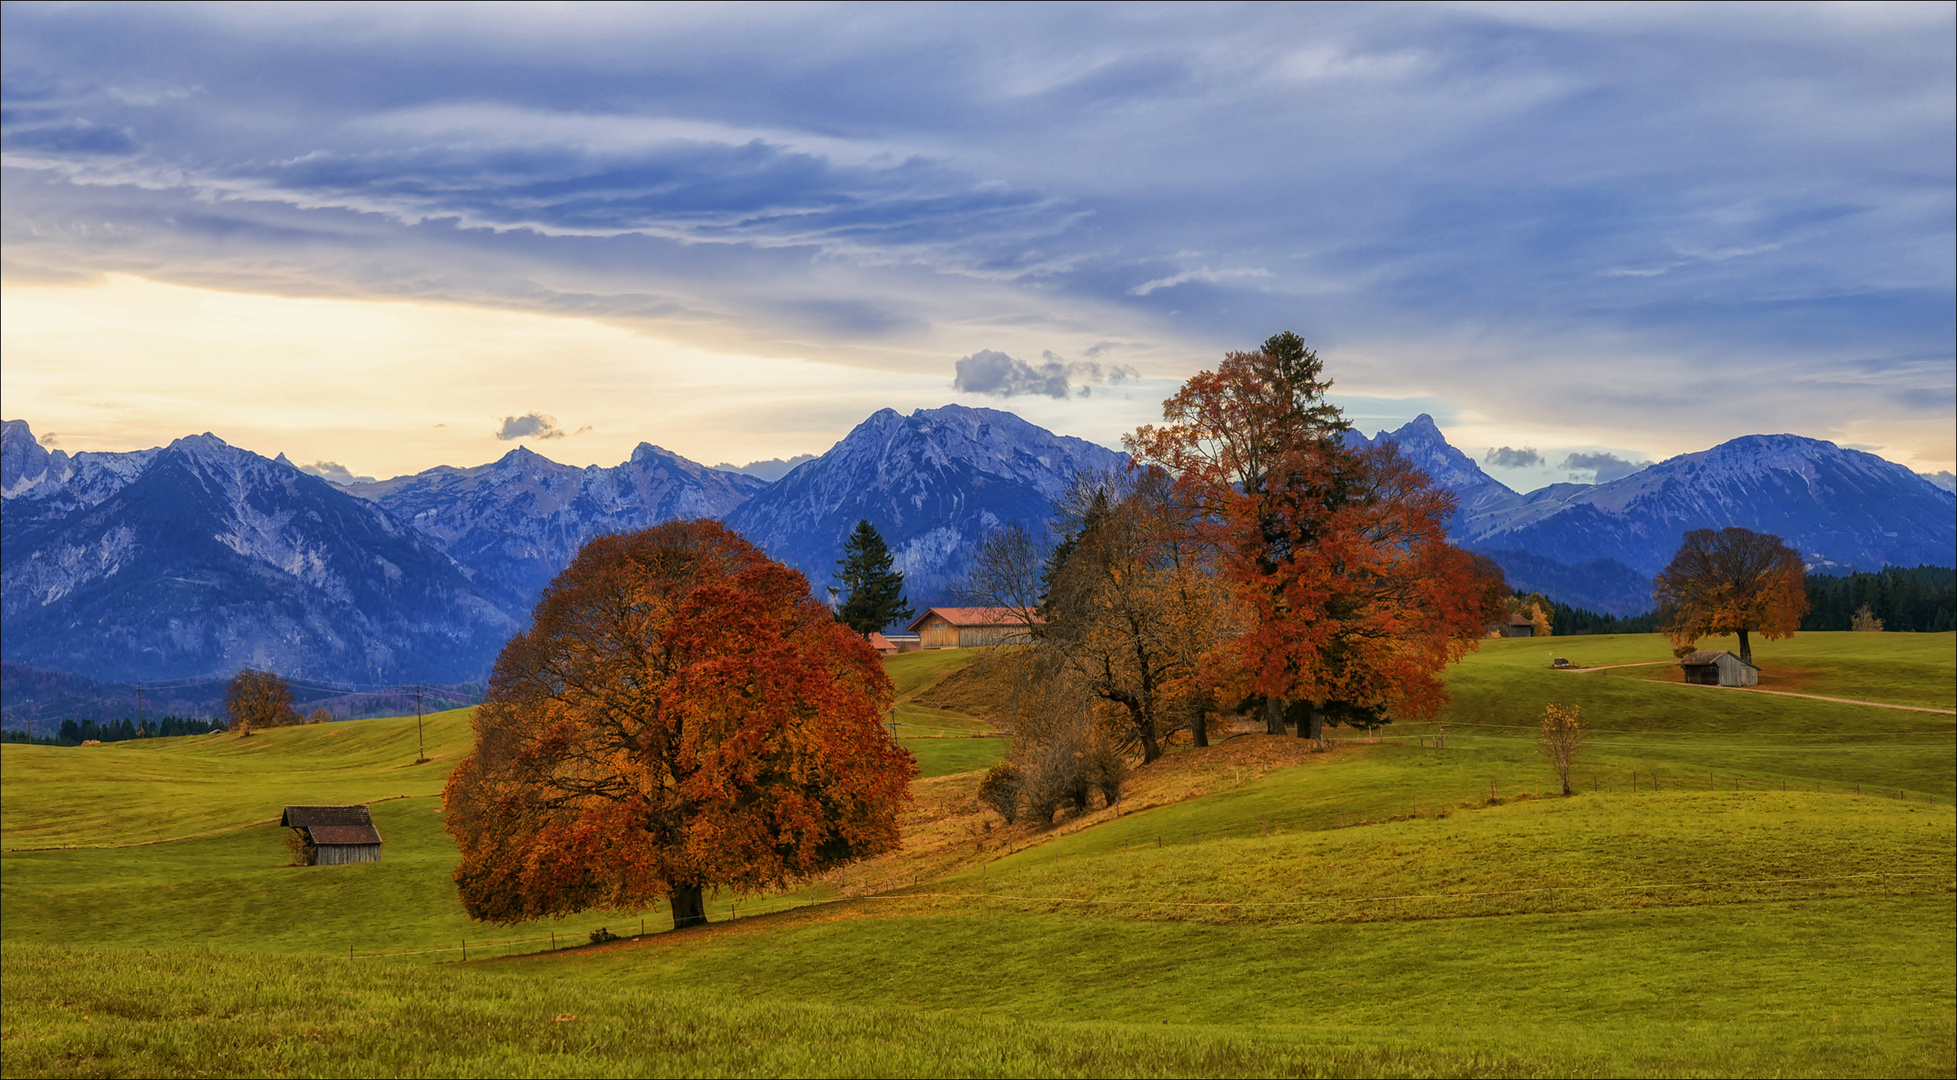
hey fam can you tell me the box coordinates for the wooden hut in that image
[1501,614,1537,638]
[1677,650,1759,687]
[281,804,383,865]
[905,607,1040,648]
[867,632,898,656]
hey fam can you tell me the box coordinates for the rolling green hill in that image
[3,633,1951,1076]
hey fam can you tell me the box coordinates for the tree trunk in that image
[1264,697,1287,735]
[670,884,708,930]
[1736,629,1752,666]
[1297,705,1322,740]
[1191,711,1209,748]
[1129,700,1159,764]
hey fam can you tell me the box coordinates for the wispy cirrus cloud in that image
[1129,267,1271,296]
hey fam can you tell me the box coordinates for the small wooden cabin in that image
[281,804,383,865]
[1502,614,1537,638]
[868,632,898,655]
[906,607,1039,649]
[1677,650,1759,687]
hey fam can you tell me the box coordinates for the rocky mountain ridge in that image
[340,441,767,604]
[1,421,515,685]
[4,408,1952,690]
[1360,416,1957,613]
[727,404,1128,602]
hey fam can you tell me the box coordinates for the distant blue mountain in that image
[5,406,1950,688]
[345,442,766,604]
[727,404,1126,605]
[1362,416,1957,614]
[1,422,515,684]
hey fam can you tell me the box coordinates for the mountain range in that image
[1354,416,1956,614]
[3,406,1951,700]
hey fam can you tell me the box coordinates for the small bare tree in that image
[1538,703,1584,796]
[959,520,1046,629]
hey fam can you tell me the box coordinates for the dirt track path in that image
[1558,663,1956,714]
[1723,686,1957,715]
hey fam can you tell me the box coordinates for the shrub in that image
[1015,728,1127,826]
[977,763,1024,824]
[1538,703,1584,796]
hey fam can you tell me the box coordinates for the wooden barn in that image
[1501,614,1537,638]
[1678,650,1759,687]
[906,607,1040,648]
[281,804,383,865]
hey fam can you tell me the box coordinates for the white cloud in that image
[495,413,566,441]
[1129,267,1270,296]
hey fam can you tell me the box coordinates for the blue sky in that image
[2,2,1951,488]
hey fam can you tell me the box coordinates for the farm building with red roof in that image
[905,607,1040,649]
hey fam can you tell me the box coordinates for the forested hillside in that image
[1802,565,1956,632]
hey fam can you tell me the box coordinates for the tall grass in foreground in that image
[5,928,1950,1079]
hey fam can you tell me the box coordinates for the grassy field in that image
[2,632,1952,1077]
[887,647,1010,776]
[0,707,476,849]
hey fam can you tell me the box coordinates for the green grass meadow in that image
[3,633,1953,1077]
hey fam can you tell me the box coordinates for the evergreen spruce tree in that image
[832,520,914,635]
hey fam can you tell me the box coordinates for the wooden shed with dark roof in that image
[281,805,383,865]
[1677,650,1759,688]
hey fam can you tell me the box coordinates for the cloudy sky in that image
[3,2,1951,490]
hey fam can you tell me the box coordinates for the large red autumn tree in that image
[1128,332,1502,737]
[443,520,915,931]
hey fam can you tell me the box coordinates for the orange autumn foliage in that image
[1129,335,1500,733]
[225,668,296,736]
[1653,526,1807,666]
[443,520,914,930]
[1220,441,1496,725]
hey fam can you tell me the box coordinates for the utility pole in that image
[415,684,427,763]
